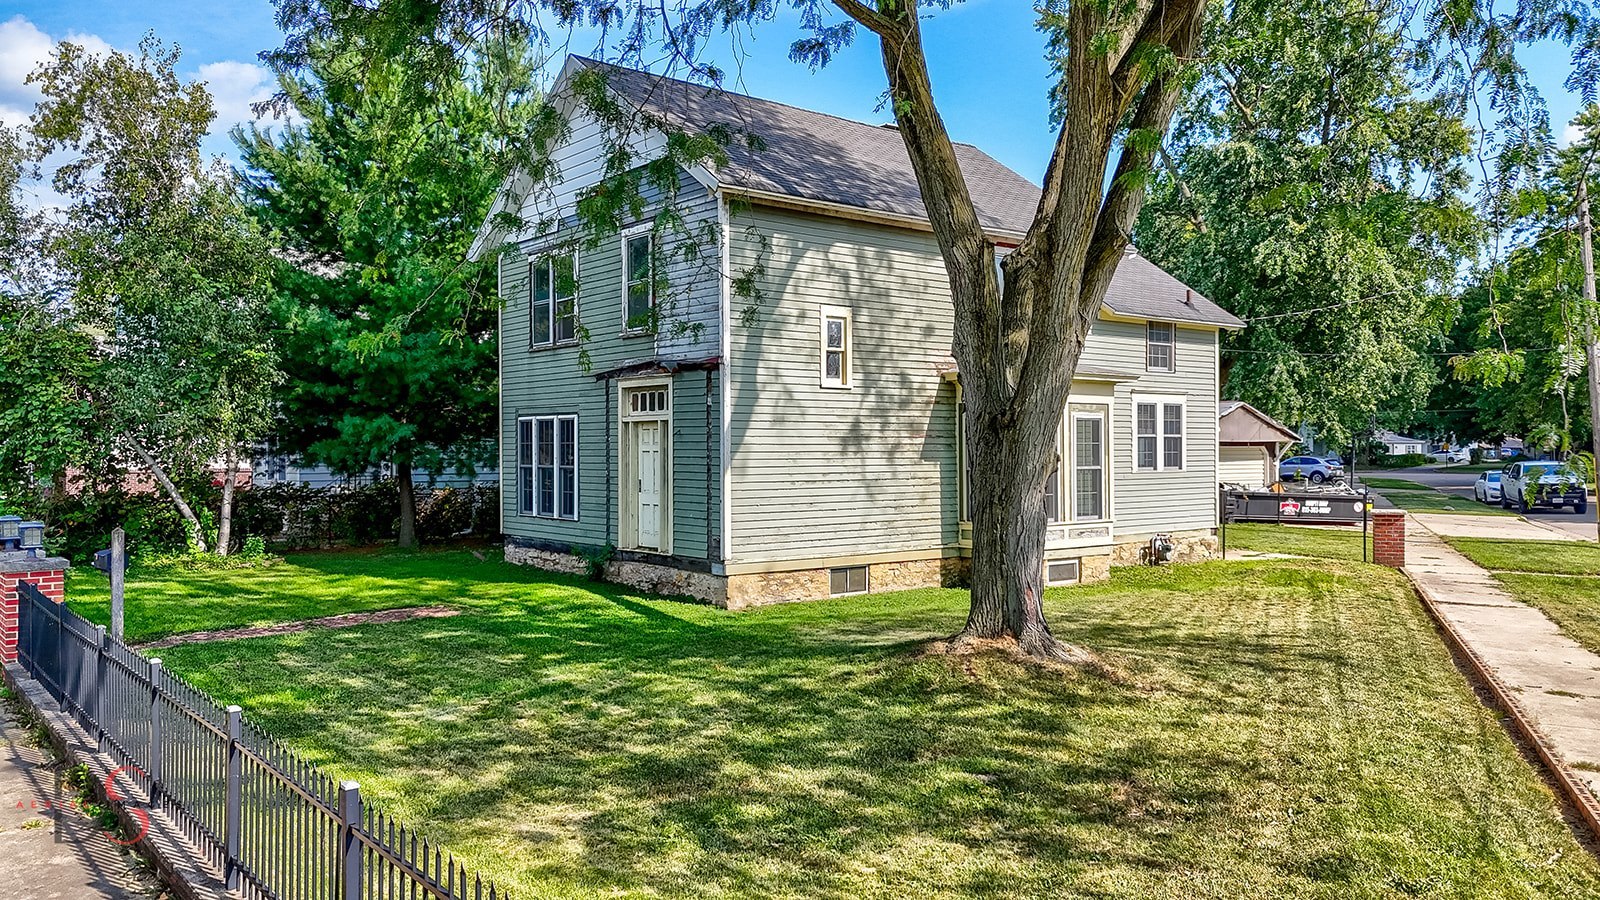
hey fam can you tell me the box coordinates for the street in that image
[1378,465,1599,541]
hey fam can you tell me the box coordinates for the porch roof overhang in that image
[592,355,722,381]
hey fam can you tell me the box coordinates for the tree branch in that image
[828,0,902,39]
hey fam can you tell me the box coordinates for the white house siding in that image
[726,203,1222,567]
[498,166,722,561]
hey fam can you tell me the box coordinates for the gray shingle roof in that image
[578,57,1243,329]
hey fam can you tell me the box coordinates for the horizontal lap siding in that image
[1082,321,1220,537]
[499,162,721,555]
[727,206,960,564]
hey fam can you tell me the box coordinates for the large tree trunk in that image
[396,459,418,549]
[126,437,208,552]
[838,0,1207,659]
[216,447,237,556]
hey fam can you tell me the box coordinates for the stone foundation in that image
[503,541,728,605]
[1110,530,1219,566]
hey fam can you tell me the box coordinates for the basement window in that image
[1045,559,1081,586]
[829,565,868,596]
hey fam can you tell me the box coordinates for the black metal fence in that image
[15,580,507,899]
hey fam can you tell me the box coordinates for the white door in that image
[635,421,663,549]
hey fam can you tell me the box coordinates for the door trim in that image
[617,376,673,554]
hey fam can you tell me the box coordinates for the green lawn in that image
[66,550,482,643]
[1495,574,1600,658]
[98,550,1600,899]
[1445,538,1600,576]
[1222,523,1371,561]
[1362,478,1511,516]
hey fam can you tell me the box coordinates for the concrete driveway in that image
[1378,464,1598,541]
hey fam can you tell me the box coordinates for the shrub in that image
[1381,453,1431,468]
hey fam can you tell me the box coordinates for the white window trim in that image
[528,251,579,349]
[818,304,854,389]
[1146,321,1177,373]
[1133,394,1187,472]
[517,414,580,520]
[621,223,655,336]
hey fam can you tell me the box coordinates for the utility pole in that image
[1579,176,1600,542]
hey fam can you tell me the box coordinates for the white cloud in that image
[196,59,288,140]
[0,15,114,128]
[1561,122,1589,149]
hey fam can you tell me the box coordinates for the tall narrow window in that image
[516,418,535,514]
[624,231,654,331]
[521,414,579,519]
[1044,462,1061,523]
[1162,403,1184,469]
[1136,402,1159,470]
[1146,321,1176,371]
[1073,414,1105,519]
[530,253,577,347]
[819,305,852,388]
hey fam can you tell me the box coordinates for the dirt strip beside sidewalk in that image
[1404,518,1600,815]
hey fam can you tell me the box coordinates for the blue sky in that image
[0,1,1588,185]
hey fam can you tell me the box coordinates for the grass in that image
[65,550,483,643]
[1495,574,1600,659]
[100,550,1600,899]
[1445,538,1600,576]
[1361,478,1512,516]
[1222,523,1371,561]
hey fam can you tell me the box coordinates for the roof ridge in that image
[570,55,1001,159]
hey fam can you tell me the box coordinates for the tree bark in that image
[216,447,237,556]
[126,437,208,552]
[836,0,1209,659]
[1577,177,1600,540]
[396,458,419,549]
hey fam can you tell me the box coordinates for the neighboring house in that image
[473,57,1243,607]
[251,457,497,489]
[1218,401,1299,488]
[1375,430,1426,456]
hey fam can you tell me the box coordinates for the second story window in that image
[624,229,654,332]
[530,253,577,347]
[819,305,853,388]
[1146,321,1175,372]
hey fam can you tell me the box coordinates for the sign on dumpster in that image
[1225,489,1369,525]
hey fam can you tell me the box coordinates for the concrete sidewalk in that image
[0,703,159,899]
[1404,519,1600,807]
[1410,511,1583,541]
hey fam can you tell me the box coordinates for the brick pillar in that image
[1372,510,1406,568]
[0,551,71,664]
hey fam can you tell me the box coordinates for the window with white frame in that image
[1072,413,1106,519]
[1134,398,1185,471]
[1146,321,1176,371]
[517,414,578,519]
[819,305,852,388]
[530,253,577,347]
[1044,460,1061,523]
[623,230,654,332]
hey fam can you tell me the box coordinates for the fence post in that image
[224,705,243,890]
[87,625,105,745]
[339,781,362,900]
[147,658,163,801]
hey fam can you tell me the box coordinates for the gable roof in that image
[496,56,1243,329]
[1218,401,1299,444]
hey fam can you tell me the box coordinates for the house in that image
[473,57,1243,607]
[1218,402,1299,488]
[1375,429,1426,456]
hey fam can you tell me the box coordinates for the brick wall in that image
[1373,511,1406,568]
[0,556,70,665]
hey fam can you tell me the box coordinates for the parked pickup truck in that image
[1499,461,1588,514]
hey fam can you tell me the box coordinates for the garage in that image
[1218,401,1299,488]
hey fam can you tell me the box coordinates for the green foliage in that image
[575,542,617,581]
[1138,0,1480,447]
[236,44,521,542]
